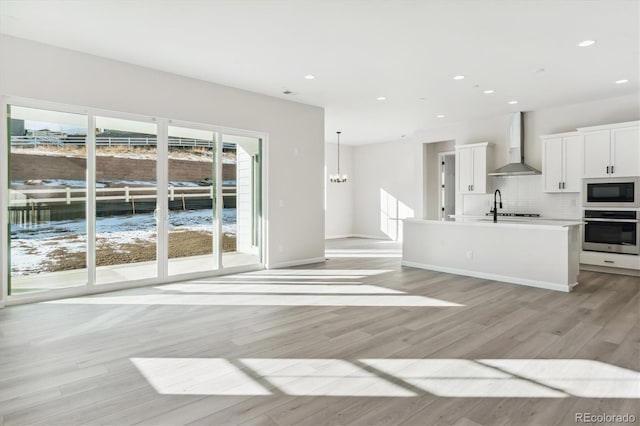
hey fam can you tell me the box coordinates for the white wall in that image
[0,35,325,268]
[324,142,354,238]
[349,94,639,238]
[351,141,421,240]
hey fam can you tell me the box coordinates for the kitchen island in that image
[402,217,582,292]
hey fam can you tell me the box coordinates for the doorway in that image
[438,151,456,220]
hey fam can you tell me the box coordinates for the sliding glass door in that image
[7,105,89,295]
[94,116,158,285]
[167,125,218,276]
[4,100,264,300]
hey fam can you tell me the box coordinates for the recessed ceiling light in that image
[304,74,315,80]
[436,114,445,118]
[453,75,465,80]
[508,100,518,105]
[483,89,495,94]
[615,79,629,84]
[578,40,596,47]
[377,96,386,101]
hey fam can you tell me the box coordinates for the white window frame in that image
[0,96,268,306]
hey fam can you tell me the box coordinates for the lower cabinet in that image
[580,251,640,271]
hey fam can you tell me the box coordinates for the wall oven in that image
[583,210,639,255]
[583,177,640,208]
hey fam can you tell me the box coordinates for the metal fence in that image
[10,135,234,149]
[9,185,236,224]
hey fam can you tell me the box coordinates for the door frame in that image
[438,151,456,220]
[1,96,268,306]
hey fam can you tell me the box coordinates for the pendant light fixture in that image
[329,131,348,183]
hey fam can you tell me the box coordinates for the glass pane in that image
[95,116,157,284]
[221,134,261,268]
[167,126,217,276]
[8,105,88,294]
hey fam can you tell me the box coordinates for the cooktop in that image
[486,212,541,217]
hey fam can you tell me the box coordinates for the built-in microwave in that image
[583,177,640,208]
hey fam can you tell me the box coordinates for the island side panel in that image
[567,225,580,287]
[402,220,576,292]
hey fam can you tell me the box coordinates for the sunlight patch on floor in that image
[46,293,462,307]
[242,358,416,397]
[360,358,566,398]
[241,269,392,276]
[131,358,272,396]
[157,283,404,294]
[325,249,402,258]
[130,357,640,399]
[479,359,640,399]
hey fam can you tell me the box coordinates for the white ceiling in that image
[1,0,638,145]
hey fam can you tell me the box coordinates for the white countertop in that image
[405,216,583,230]
[402,217,582,292]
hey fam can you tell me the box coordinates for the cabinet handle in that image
[562,182,565,189]
[606,166,610,174]
[471,184,474,191]
[558,182,561,189]
[604,260,615,264]
[611,165,614,174]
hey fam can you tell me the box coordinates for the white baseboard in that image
[401,260,573,293]
[267,257,326,269]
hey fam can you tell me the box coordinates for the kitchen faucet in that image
[493,189,503,222]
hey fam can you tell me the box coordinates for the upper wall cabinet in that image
[541,132,583,193]
[456,142,493,194]
[578,121,640,178]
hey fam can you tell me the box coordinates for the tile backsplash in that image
[462,175,581,219]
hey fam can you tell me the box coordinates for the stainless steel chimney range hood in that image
[488,112,541,176]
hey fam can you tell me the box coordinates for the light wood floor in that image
[0,238,638,426]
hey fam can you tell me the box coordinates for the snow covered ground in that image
[10,209,237,276]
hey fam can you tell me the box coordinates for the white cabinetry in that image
[612,126,640,176]
[580,251,640,271]
[579,121,640,178]
[541,132,583,193]
[456,142,493,194]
